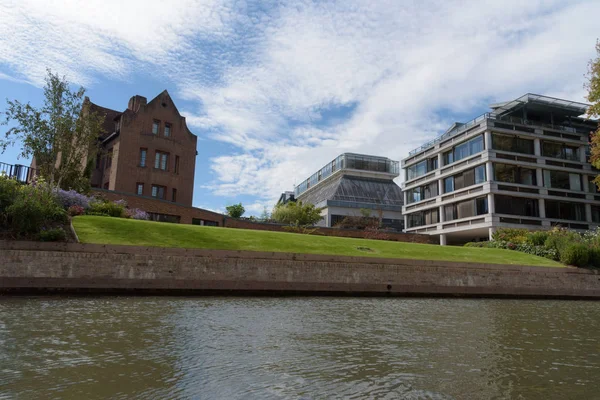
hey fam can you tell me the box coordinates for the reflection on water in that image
[1,297,599,399]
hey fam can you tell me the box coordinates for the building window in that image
[151,185,166,199]
[494,163,536,185]
[407,208,439,228]
[174,156,180,174]
[95,153,101,169]
[545,200,585,221]
[152,120,160,135]
[543,170,582,191]
[148,212,180,223]
[492,134,534,154]
[164,123,171,137]
[155,151,169,170]
[192,218,218,226]
[542,141,580,161]
[406,156,438,180]
[443,196,488,221]
[589,177,598,194]
[106,148,113,168]
[136,183,144,195]
[406,181,438,204]
[443,165,486,193]
[139,148,147,167]
[172,188,177,202]
[592,206,600,223]
[495,195,539,217]
[442,135,484,166]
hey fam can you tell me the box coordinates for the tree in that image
[587,40,600,188]
[226,203,245,218]
[259,206,271,222]
[1,69,104,190]
[271,201,323,226]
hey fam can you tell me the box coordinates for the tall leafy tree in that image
[226,203,245,218]
[271,201,323,226]
[1,69,104,190]
[587,40,600,188]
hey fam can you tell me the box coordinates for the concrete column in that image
[488,227,496,241]
[534,138,541,156]
[437,152,443,168]
[484,130,492,150]
[440,234,447,246]
[486,161,494,182]
[438,178,444,196]
[583,176,589,193]
[439,205,445,223]
[580,146,588,163]
[536,168,544,187]
[487,193,495,214]
[403,215,408,232]
[585,203,592,223]
[538,198,546,219]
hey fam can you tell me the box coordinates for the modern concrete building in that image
[402,94,599,245]
[293,153,404,230]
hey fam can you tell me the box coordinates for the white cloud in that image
[1,0,599,208]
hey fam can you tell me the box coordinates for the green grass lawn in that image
[72,216,563,267]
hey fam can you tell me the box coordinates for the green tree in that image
[226,203,245,218]
[1,69,104,190]
[259,206,271,222]
[271,201,323,226]
[587,40,600,189]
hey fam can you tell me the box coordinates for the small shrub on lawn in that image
[492,228,529,244]
[559,243,590,267]
[464,242,492,248]
[527,231,549,246]
[87,200,126,218]
[125,208,149,220]
[7,182,66,235]
[39,227,67,242]
[54,188,92,210]
[68,205,85,216]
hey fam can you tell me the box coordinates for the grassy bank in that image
[72,216,563,267]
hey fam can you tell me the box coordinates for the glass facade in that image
[407,208,439,228]
[492,134,534,154]
[295,154,399,196]
[406,156,438,181]
[543,170,582,191]
[545,200,585,221]
[494,163,536,185]
[443,196,488,221]
[542,141,580,161]
[443,165,486,193]
[495,195,539,217]
[443,135,484,165]
[406,181,438,204]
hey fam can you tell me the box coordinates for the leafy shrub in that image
[39,227,67,242]
[54,188,91,210]
[0,174,20,215]
[272,201,323,226]
[7,182,67,235]
[559,243,590,267]
[68,205,85,216]
[527,231,549,246]
[114,199,127,207]
[492,228,529,244]
[515,243,557,260]
[588,247,600,269]
[87,200,125,217]
[126,208,149,220]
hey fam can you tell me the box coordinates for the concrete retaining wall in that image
[1,241,599,298]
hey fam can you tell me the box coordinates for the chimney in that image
[127,95,147,112]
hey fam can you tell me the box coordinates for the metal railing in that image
[0,162,37,183]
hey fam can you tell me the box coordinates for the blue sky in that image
[0,0,598,215]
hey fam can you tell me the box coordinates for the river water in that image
[0,297,599,400]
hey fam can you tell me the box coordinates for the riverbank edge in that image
[1,241,599,299]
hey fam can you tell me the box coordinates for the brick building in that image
[89,90,197,207]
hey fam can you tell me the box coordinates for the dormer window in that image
[152,120,160,135]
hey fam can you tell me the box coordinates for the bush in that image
[126,208,149,220]
[527,231,549,246]
[559,243,590,267]
[39,227,67,242]
[588,247,600,269]
[68,205,85,216]
[515,243,557,260]
[54,188,91,210]
[492,228,529,244]
[272,201,323,226]
[464,241,492,248]
[7,182,67,235]
[0,174,20,216]
[87,200,125,217]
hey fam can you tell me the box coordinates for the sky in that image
[0,0,598,216]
